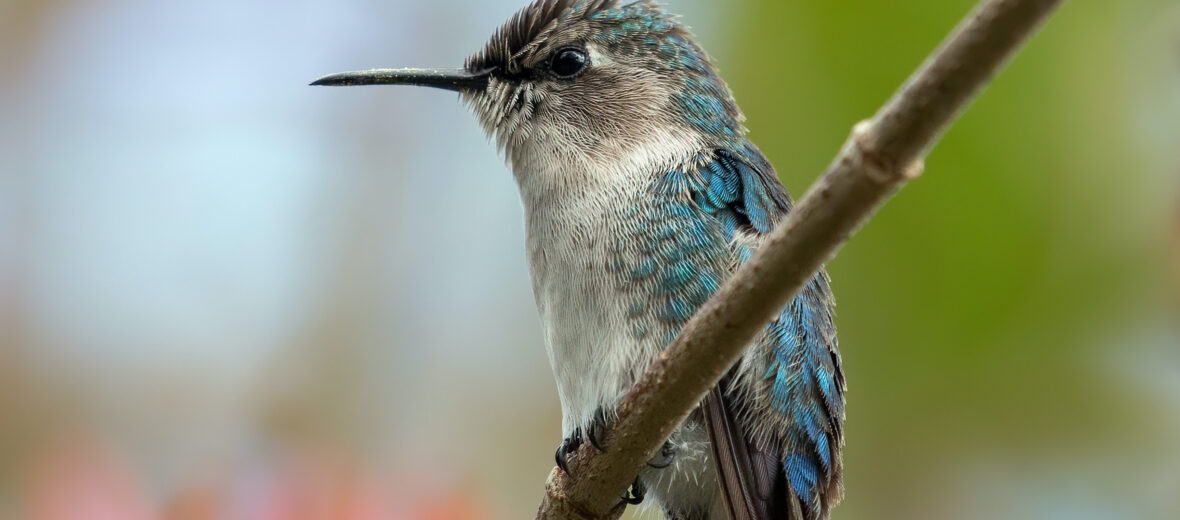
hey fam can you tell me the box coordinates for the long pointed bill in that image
[309,67,490,92]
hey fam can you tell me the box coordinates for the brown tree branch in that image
[537,0,1064,518]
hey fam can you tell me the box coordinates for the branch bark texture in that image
[537,1,1063,518]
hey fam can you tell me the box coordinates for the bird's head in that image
[314,0,746,178]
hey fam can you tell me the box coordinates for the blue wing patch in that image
[689,146,790,235]
[656,146,845,520]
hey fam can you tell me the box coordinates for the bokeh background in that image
[1,0,1178,518]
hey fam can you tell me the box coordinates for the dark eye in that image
[550,47,589,78]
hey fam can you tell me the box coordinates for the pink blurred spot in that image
[27,440,156,520]
[225,452,492,520]
[25,441,494,520]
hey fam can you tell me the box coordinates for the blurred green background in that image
[1,0,1177,519]
[729,1,1180,519]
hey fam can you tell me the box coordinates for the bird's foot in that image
[557,408,675,476]
[646,440,677,469]
[554,429,583,475]
[586,407,609,451]
[622,476,646,505]
[556,408,611,474]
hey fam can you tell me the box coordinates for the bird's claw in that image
[555,429,584,474]
[587,408,608,451]
[646,440,677,469]
[555,408,630,475]
[622,477,646,505]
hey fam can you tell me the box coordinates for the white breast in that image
[511,129,702,434]
[525,179,639,433]
[510,130,725,515]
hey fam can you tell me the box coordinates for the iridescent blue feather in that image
[635,145,844,520]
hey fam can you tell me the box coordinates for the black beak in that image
[309,67,491,92]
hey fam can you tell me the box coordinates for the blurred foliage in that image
[718,0,1180,518]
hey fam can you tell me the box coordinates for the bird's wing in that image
[684,146,846,520]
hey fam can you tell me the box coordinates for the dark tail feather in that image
[702,386,787,520]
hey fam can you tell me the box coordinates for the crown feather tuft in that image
[465,0,618,73]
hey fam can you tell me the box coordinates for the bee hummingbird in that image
[313,1,845,518]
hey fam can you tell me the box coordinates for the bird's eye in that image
[550,47,589,78]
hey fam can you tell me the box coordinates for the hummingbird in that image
[313,1,845,518]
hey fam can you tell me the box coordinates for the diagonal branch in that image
[536,0,1064,518]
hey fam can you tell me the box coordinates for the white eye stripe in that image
[586,44,614,68]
